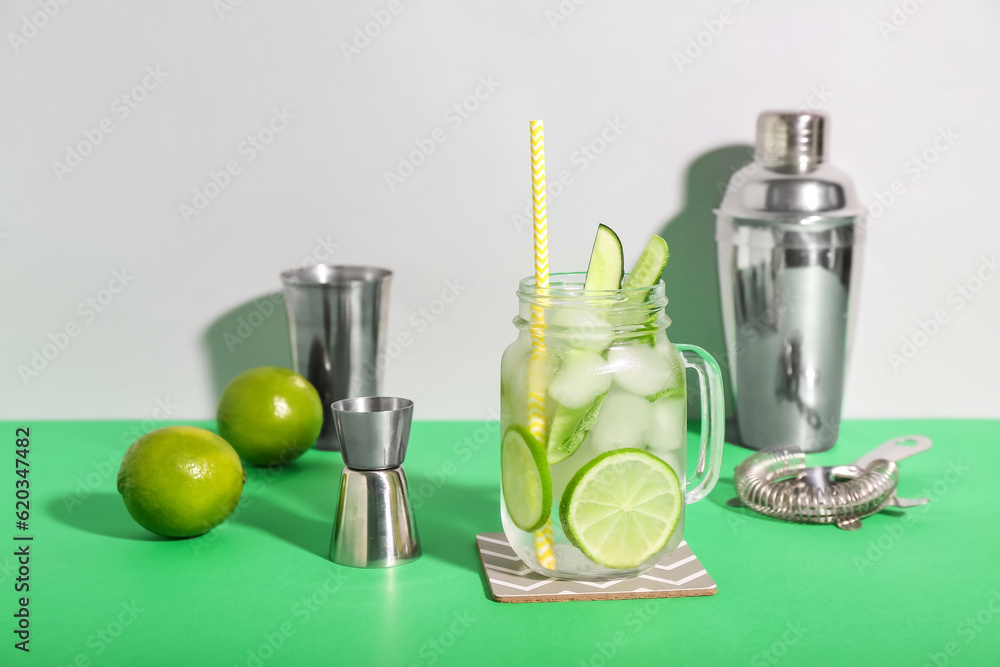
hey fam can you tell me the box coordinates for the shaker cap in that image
[756,112,825,174]
[716,110,858,224]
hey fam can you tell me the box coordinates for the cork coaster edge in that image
[476,532,717,604]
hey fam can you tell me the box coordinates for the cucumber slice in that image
[547,392,607,464]
[646,387,684,402]
[584,224,624,291]
[623,235,669,288]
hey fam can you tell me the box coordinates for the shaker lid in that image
[717,111,859,225]
[757,112,825,174]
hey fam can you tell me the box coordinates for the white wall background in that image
[3,0,998,421]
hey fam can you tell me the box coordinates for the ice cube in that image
[549,308,615,351]
[647,398,687,453]
[606,344,682,397]
[587,389,653,451]
[500,335,532,416]
[548,349,612,409]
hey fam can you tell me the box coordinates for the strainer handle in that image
[676,344,726,505]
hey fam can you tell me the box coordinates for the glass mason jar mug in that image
[500,273,725,580]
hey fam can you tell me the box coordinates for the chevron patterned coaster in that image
[477,533,717,603]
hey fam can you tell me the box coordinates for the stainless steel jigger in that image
[329,397,420,568]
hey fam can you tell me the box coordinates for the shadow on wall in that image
[203,293,293,401]
[659,144,754,422]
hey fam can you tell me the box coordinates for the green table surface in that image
[7,419,1000,666]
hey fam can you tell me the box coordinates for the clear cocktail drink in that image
[500,273,723,580]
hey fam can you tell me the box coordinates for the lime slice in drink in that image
[559,448,681,569]
[501,426,553,532]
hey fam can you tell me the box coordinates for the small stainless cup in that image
[280,265,392,452]
[329,397,420,568]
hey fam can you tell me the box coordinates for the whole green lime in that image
[117,426,245,538]
[217,366,323,467]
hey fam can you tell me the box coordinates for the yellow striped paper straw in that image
[529,120,556,570]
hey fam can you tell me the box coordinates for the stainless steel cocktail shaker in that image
[715,112,861,452]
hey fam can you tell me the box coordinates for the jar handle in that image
[676,344,726,505]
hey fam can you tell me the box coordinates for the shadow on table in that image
[234,453,499,574]
[203,292,293,403]
[408,475,498,577]
[236,494,332,559]
[252,452,343,520]
[234,455,341,559]
[48,492,171,541]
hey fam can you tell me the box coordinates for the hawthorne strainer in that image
[734,435,932,530]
